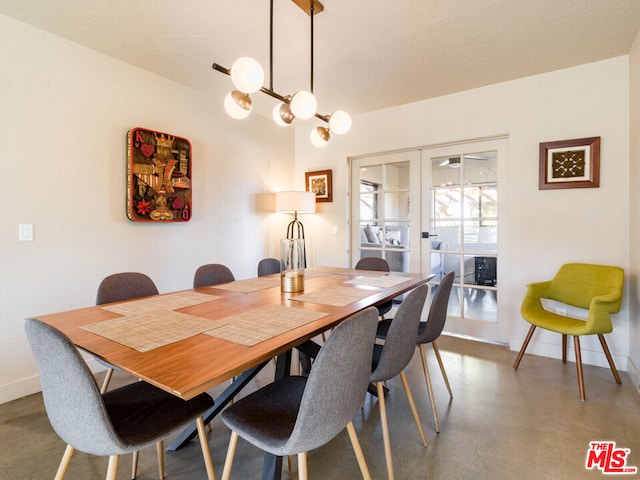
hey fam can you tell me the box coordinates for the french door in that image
[350,151,421,272]
[421,138,507,343]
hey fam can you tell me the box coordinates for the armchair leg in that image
[196,416,216,480]
[346,421,372,480]
[513,325,536,369]
[419,344,440,433]
[574,336,586,401]
[432,341,452,398]
[376,381,395,480]
[598,335,622,384]
[221,430,238,480]
[298,452,308,480]
[156,441,164,480]
[399,371,427,447]
[54,444,75,480]
[562,335,567,364]
[106,455,120,480]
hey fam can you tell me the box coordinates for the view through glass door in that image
[350,151,420,273]
[422,138,505,343]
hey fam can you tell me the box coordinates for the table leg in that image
[167,361,269,451]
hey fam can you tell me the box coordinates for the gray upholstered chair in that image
[194,264,235,288]
[96,272,159,306]
[219,307,379,480]
[257,257,280,276]
[24,318,216,480]
[95,272,160,394]
[370,284,428,480]
[355,257,393,319]
[377,271,455,432]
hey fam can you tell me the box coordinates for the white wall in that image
[295,57,631,371]
[0,14,295,404]
[629,30,640,391]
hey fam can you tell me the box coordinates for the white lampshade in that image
[230,57,264,94]
[290,90,317,120]
[224,90,252,119]
[328,110,352,135]
[273,102,294,126]
[275,191,316,213]
[310,126,330,148]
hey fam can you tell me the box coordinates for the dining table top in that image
[32,266,432,400]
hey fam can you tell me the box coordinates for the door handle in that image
[421,232,438,239]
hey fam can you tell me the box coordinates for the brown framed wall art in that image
[127,127,192,222]
[305,169,333,203]
[539,136,600,190]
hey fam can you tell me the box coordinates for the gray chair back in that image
[355,257,390,272]
[370,284,428,383]
[418,271,454,344]
[25,318,128,455]
[193,264,235,288]
[285,307,378,453]
[257,258,280,276]
[96,272,158,305]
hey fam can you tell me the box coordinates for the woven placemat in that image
[344,276,412,288]
[212,277,280,293]
[204,304,328,346]
[82,311,215,352]
[289,286,375,307]
[102,291,221,316]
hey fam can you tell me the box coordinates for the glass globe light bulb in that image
[310,126,330,147]
[230,57,264,94]
[329,110,352,135]
[290,90,317,120]
[272,102,294,126]
[224,90,252,119]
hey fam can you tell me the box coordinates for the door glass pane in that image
[360,165,383,186]
[384,192,410,219]
[464,221,498,251]
[432,222,461,250]
[432,157,461,186]
[433,187,461,218]
[385,162,410,190]
[383,222,410,249]
[463,152,497,184]
[464,288,497,321]
[360,193,379,221]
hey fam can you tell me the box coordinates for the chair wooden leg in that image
[376,381,395,480]
[287,455,294,475]
[100,368,114,394]
[54,444,75,480]
[196,416,217,480]
[345,421,372,480]
[431,341,452,398]
[131,450,139,479]
[598,334,622,384]
[419,344,440,433]
[574,336,586,401]
[106,455,119,480]
[513,325,536,369]
[399,371,427,448]
[297,452,308,480]
[562,335,567,364]
[156,441,164,480]
[221,430,239,480]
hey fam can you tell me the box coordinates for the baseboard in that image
[628,356,640,394]
[0,356,106,405]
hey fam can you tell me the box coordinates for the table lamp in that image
[275,191,316,268]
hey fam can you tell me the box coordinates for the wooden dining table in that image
[32,265,432,479]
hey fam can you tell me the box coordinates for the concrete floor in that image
[1,334,639,479]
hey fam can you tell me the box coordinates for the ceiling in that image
[2,0,640,119]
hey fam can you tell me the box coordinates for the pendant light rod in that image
[269,0,274,91]
[310,3,314,94]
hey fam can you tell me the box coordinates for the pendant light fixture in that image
[212,0,351,147]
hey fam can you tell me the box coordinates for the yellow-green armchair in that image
[513,263,624,401]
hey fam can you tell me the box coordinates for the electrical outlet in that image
[556,307,567,316]
[18,224,33,242]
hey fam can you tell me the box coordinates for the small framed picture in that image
[305,169,333,203]
[539,137,600,190]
